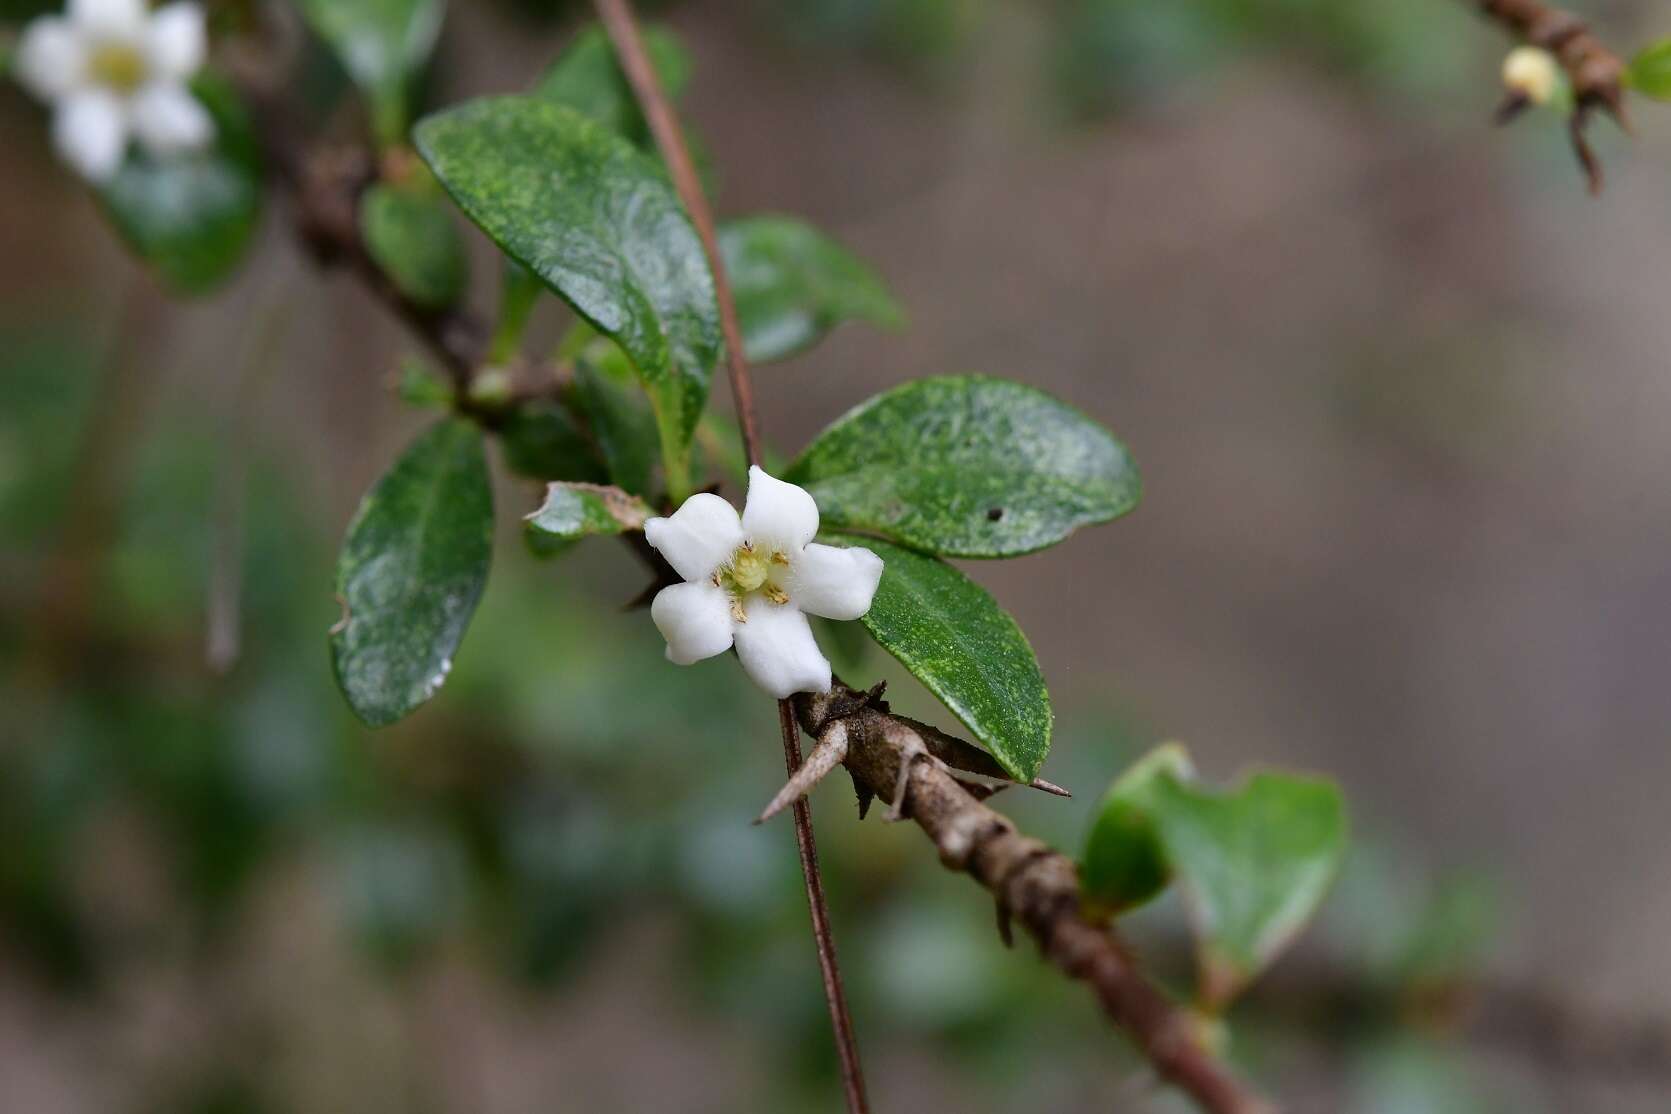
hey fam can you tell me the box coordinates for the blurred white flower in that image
[14,0,212,183]
[646,467,884,699]
[1502,45,1559,107]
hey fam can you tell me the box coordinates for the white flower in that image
[646,467,884,699]
[15,0,213,183]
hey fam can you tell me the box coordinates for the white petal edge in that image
[651,582,735,665]
[53,91,128,183]
[130,82,212,155]
[69,0,149,36]
[15,17,85,101]
[644,492,744,583]
[788,542,883,621]
[741,466,819,555]
[145,3,207,79]
[733,597,831,699]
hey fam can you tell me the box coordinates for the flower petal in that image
[644,493,743,583]
[16,17,85,101]
[69,0,148,36]
[734,598,831,699]
[53,90,128,182]
[741,466,818,555]
[130,81,212,155]
[145,3,206,79]
[651,582,736,665]
[788,542,883,621]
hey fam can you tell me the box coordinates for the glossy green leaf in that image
[1628,39,1671,100]
[330,418,493,727]
[497,400,605,483]
[98,77,260,294]
[535,22,690,147]
[1081,743,1195,915]
[787,376,1140,557]
[414,96,721,491]
[1148,770,1348,1009]
[719,215,903,363]
[842,536,1050,782]
[572,338,661,497]
[360,180,467,310]
[297,0,445,136]
[525,482,652,546]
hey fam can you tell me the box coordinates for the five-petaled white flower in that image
[646,467,884,699]
[15,0,213,184]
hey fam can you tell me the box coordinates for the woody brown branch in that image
[1473,0,1628,192]
[795,682,1279,1114]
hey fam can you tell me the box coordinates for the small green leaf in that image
[1628,38,1671,100]
[572,338,661,497]
[99,77,260,294]
[841,536,1050,782]
[525,482,652,543]
[330,418,493,727]
[1081,743,1196,915]
[297,0,445,137]
[497,400,605,483]
[719,215,904,363]
[787,376,1140,557]
[396,356,453,409]
[535,22,690,147]
[1149,770,1348,1009]
[360,179,467,310]
[414,96,720,493]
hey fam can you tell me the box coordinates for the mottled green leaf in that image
[497,400,605,483]
[525,482,651,547]
[1628,38,1671,100]
[330,418,493,727]
[360,179,467,309]
[535,22,690,147]
[719,215,903,363]
[414,96,720,489]
[99,77,260,294]
[841,536,1050,782]
[1149,770,1348,1009]
[787,376,1140,557]
[572,338,660,497]
[1081,743,1195,915]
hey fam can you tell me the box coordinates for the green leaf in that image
[360,179,467,310]
[787,376,1140,558]
[1081,743,1195,915]
[535,22,691,147]
[497,400,605,483]
[330,418,493,727]
[1148,770,1348,1009]
[842,536,1051,782]
[297,0,445,138]
[572,338,661,497]
[719,215,904,363]
[524,482,652,546]
[396,356,453,409]
[414,96,721,495]
[98,77,261,294]
[1628,38,1671,100]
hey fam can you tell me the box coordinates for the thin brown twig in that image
[794,681,1279,1114]
[593,2,869,1110]
[1471,0,1629,193]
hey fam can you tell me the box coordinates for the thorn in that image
[852,772,874,821]
[995,898,1014,949]
[1493,91,1531,126]
[755,722,849,824]
[1569,108,1603,195]
[1030,776,1072,798]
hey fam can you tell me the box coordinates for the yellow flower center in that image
[714,543,791,621]
[88,42,148,95]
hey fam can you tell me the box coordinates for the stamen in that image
[764,585,789,605]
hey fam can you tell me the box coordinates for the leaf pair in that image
[1081,746,1348,1009]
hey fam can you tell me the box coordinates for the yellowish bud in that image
[1502,46,1559,106]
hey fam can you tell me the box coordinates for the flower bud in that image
[1502,46,1559,106]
